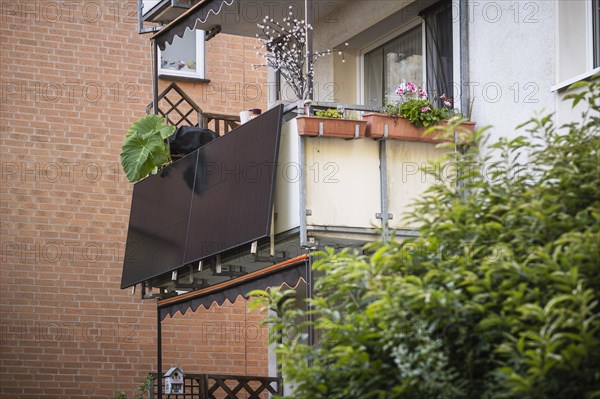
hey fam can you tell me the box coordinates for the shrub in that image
[251,77,600,398]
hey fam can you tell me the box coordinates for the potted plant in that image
[120,115,176,182]
[296,108,367,139]
[363,82,475,142]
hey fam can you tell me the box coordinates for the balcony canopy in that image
[152,0,307,50]
[158,254,308,320]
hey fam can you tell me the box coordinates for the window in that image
[422,2,454,107]
[364,26,423,108]
[159,29,206,79]
[363,1,453,108]
[555,0,600,89]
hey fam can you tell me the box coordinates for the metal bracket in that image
[354,124,360,139]
[318,122,324,137]
[376,213,394,220]
[205,25,221,41]
[383,124,389,139]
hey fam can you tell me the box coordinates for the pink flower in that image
[444,100,452,108]
[421,106,431,112]
[395,87,404,96]
[418,88,427,97]
[406,82,416,92]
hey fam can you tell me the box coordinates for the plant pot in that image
[363,113,475,143]
[296,116,367,139]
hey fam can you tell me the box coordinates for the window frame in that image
[158,29,206,80]
[593,0,600,68]
[552,0,600,91]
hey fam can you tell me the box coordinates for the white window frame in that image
[158,29,206,80]
[552,0,600,91]
[358,18,426,105]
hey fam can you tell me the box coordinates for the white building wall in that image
[467,1,556,144]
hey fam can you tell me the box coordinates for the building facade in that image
[1,0,597,397]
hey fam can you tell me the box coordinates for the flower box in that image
[296,116,367,139]
[363,113,475,143]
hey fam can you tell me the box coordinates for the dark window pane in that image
[423,0,454,106]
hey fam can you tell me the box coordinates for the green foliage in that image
[135,374,154,399]
[251,77,600,398]
[121,115,176,182]
[315,108,344,119]
[113,390,127,399]
[383,99,456,128]
[113,374,155,399]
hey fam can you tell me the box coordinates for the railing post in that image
[200,374,208,399]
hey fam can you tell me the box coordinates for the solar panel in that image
[120,104,283,288]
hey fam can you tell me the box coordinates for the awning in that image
[152,0,305,50]
[158,254,309,320]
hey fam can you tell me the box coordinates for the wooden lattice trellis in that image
[147,82,240,135]
[149,373,283,399]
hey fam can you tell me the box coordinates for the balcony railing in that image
[147,82,240,134]
[148,373,283,399]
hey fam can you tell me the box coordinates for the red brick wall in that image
[0,1,269,397]
[166,33,268,115]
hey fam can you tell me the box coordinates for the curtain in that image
[364,48,383,107]
[384,26,423,105]
[364,26,423,107]
[422,0,454,107]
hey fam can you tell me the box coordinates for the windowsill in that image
[551,67,600,92]
[159,74,211,84]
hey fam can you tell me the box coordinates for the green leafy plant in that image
[383,81,457,128]
[135,374,154,399]
[113,390,127,399]
[315,108,344,119]
[121,115,176,182]
[251,76,600,398]
[113,374,155,399]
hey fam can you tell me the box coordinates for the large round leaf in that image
[121,115,176,182]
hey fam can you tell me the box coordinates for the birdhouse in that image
[164,367,184,395]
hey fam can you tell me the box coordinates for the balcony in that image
[122,96,462,297]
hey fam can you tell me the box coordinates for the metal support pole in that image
[152,40,159,115]
[379,139,390,242]
[299,134,308,247]
[138,0,144,33]
[305,254,314,349]
[305,0,313,100]
[459,1,470,116]
[157,309,163,399]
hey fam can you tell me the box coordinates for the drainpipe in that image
[298,133,308,247]
[138,0,145,34]
[305,0,313,100]
[152,39,159,115]
[157,309,163,399]
[299,0,313,247]
[379,139,390,242]
[459,1,470,115]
